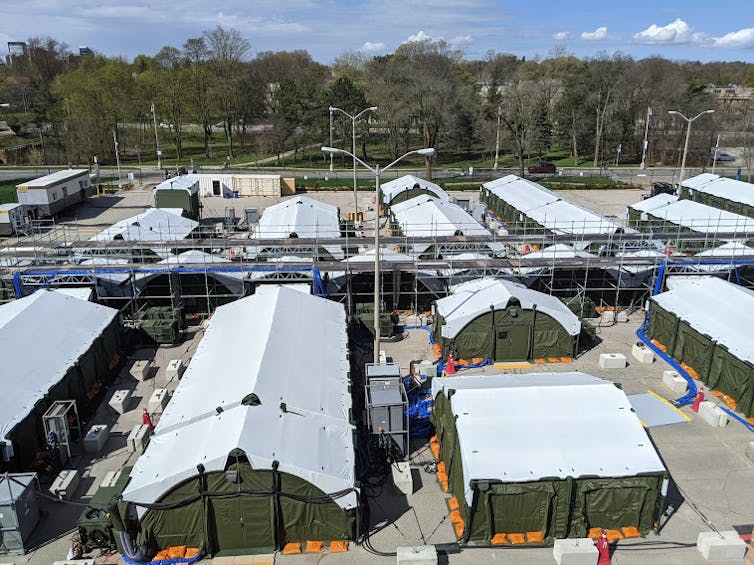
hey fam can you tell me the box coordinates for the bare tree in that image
[204,26,250,157]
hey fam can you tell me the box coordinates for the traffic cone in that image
[596,529,611,565]
[445,352,457,375]
[142,408,154,430]
[691,388,705,413]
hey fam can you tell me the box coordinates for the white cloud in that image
[711,28,754,48]
[580,26,607,41]
[633,18,695,44]
[552,31,571,41]
[407,30,432,43]
[449,34,473,46]
[360,41,386,52]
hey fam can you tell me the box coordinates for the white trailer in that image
[16,169,91,217]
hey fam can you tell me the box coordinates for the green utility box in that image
[77,466,132,552]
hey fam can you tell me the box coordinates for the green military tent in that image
[642,199,754,252]
[117,285,358,557]
[627,194,678,228]
[647,277,754,417]
[153,176,201,220]
[431,372,668,545]
[0,290,122,471]
[433,278,581,362]
[681,173,754,218]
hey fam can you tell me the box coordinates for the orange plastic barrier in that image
[184,548,200,558]
[282,543,302,555]
[430,442,441,459]
[448,497,460,511]
[330,540,349,552]
[449,510,463,525]
[491,533,508,545]
[166,546,186,559]
[454,521,465,537]
[305,540,323,553]
[527,531,545,543]
[508,533,526,545]
[622,526,641,538]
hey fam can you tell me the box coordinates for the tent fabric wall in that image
[0,291,122,471]
[648,279,754,417]
[134,463,356,554]
[430,373,666,544]
[436,308,576,361]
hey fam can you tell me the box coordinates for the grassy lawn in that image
[0,179,21,204]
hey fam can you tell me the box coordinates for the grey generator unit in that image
[365,363,409,459]
[0,473,41,555]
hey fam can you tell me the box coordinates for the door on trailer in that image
[212,180,221,196]
[494,324,530,362]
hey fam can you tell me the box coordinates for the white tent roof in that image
[123,286,356,512]
[391,195,490,237]
[90,208,198,242]
[525,200,625,236]
[629,193,678,213]
[520,244,596,260]
[682,173,754,208]
[252,195,340,239]
[431,372,666,505]
[380,175,449,204]
[343,248,414,263]
[482,175,625,236]
[652,277,754,365]
[696,241,754,257]
[647,199,754,233]
[0,290,118,441]
[482,175,560,212]
[153,176,200,195]
[436,277,581,338]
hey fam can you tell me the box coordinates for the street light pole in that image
[329,108,334,173]
[329,106,378,216]
[668,109,715,186]
[640,106,652,169]
[151,103,162,170]
[321,145,435,361]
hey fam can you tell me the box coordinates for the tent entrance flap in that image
[494,324,530,362]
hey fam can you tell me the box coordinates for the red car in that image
[527,163,556,174]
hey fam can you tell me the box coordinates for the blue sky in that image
[2,0,753,63]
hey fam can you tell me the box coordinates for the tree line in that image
[1,28,753,175]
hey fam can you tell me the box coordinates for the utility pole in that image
[668,109,715,187]
[329,108,334,172]
[712,134,721,174]
[151,103,162,170]
[640,106,652,169]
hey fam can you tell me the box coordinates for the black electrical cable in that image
[124,486,358,511]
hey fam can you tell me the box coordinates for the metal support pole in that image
[640,106,651,169]
[374,165,381,362]
[329,109,334,173]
